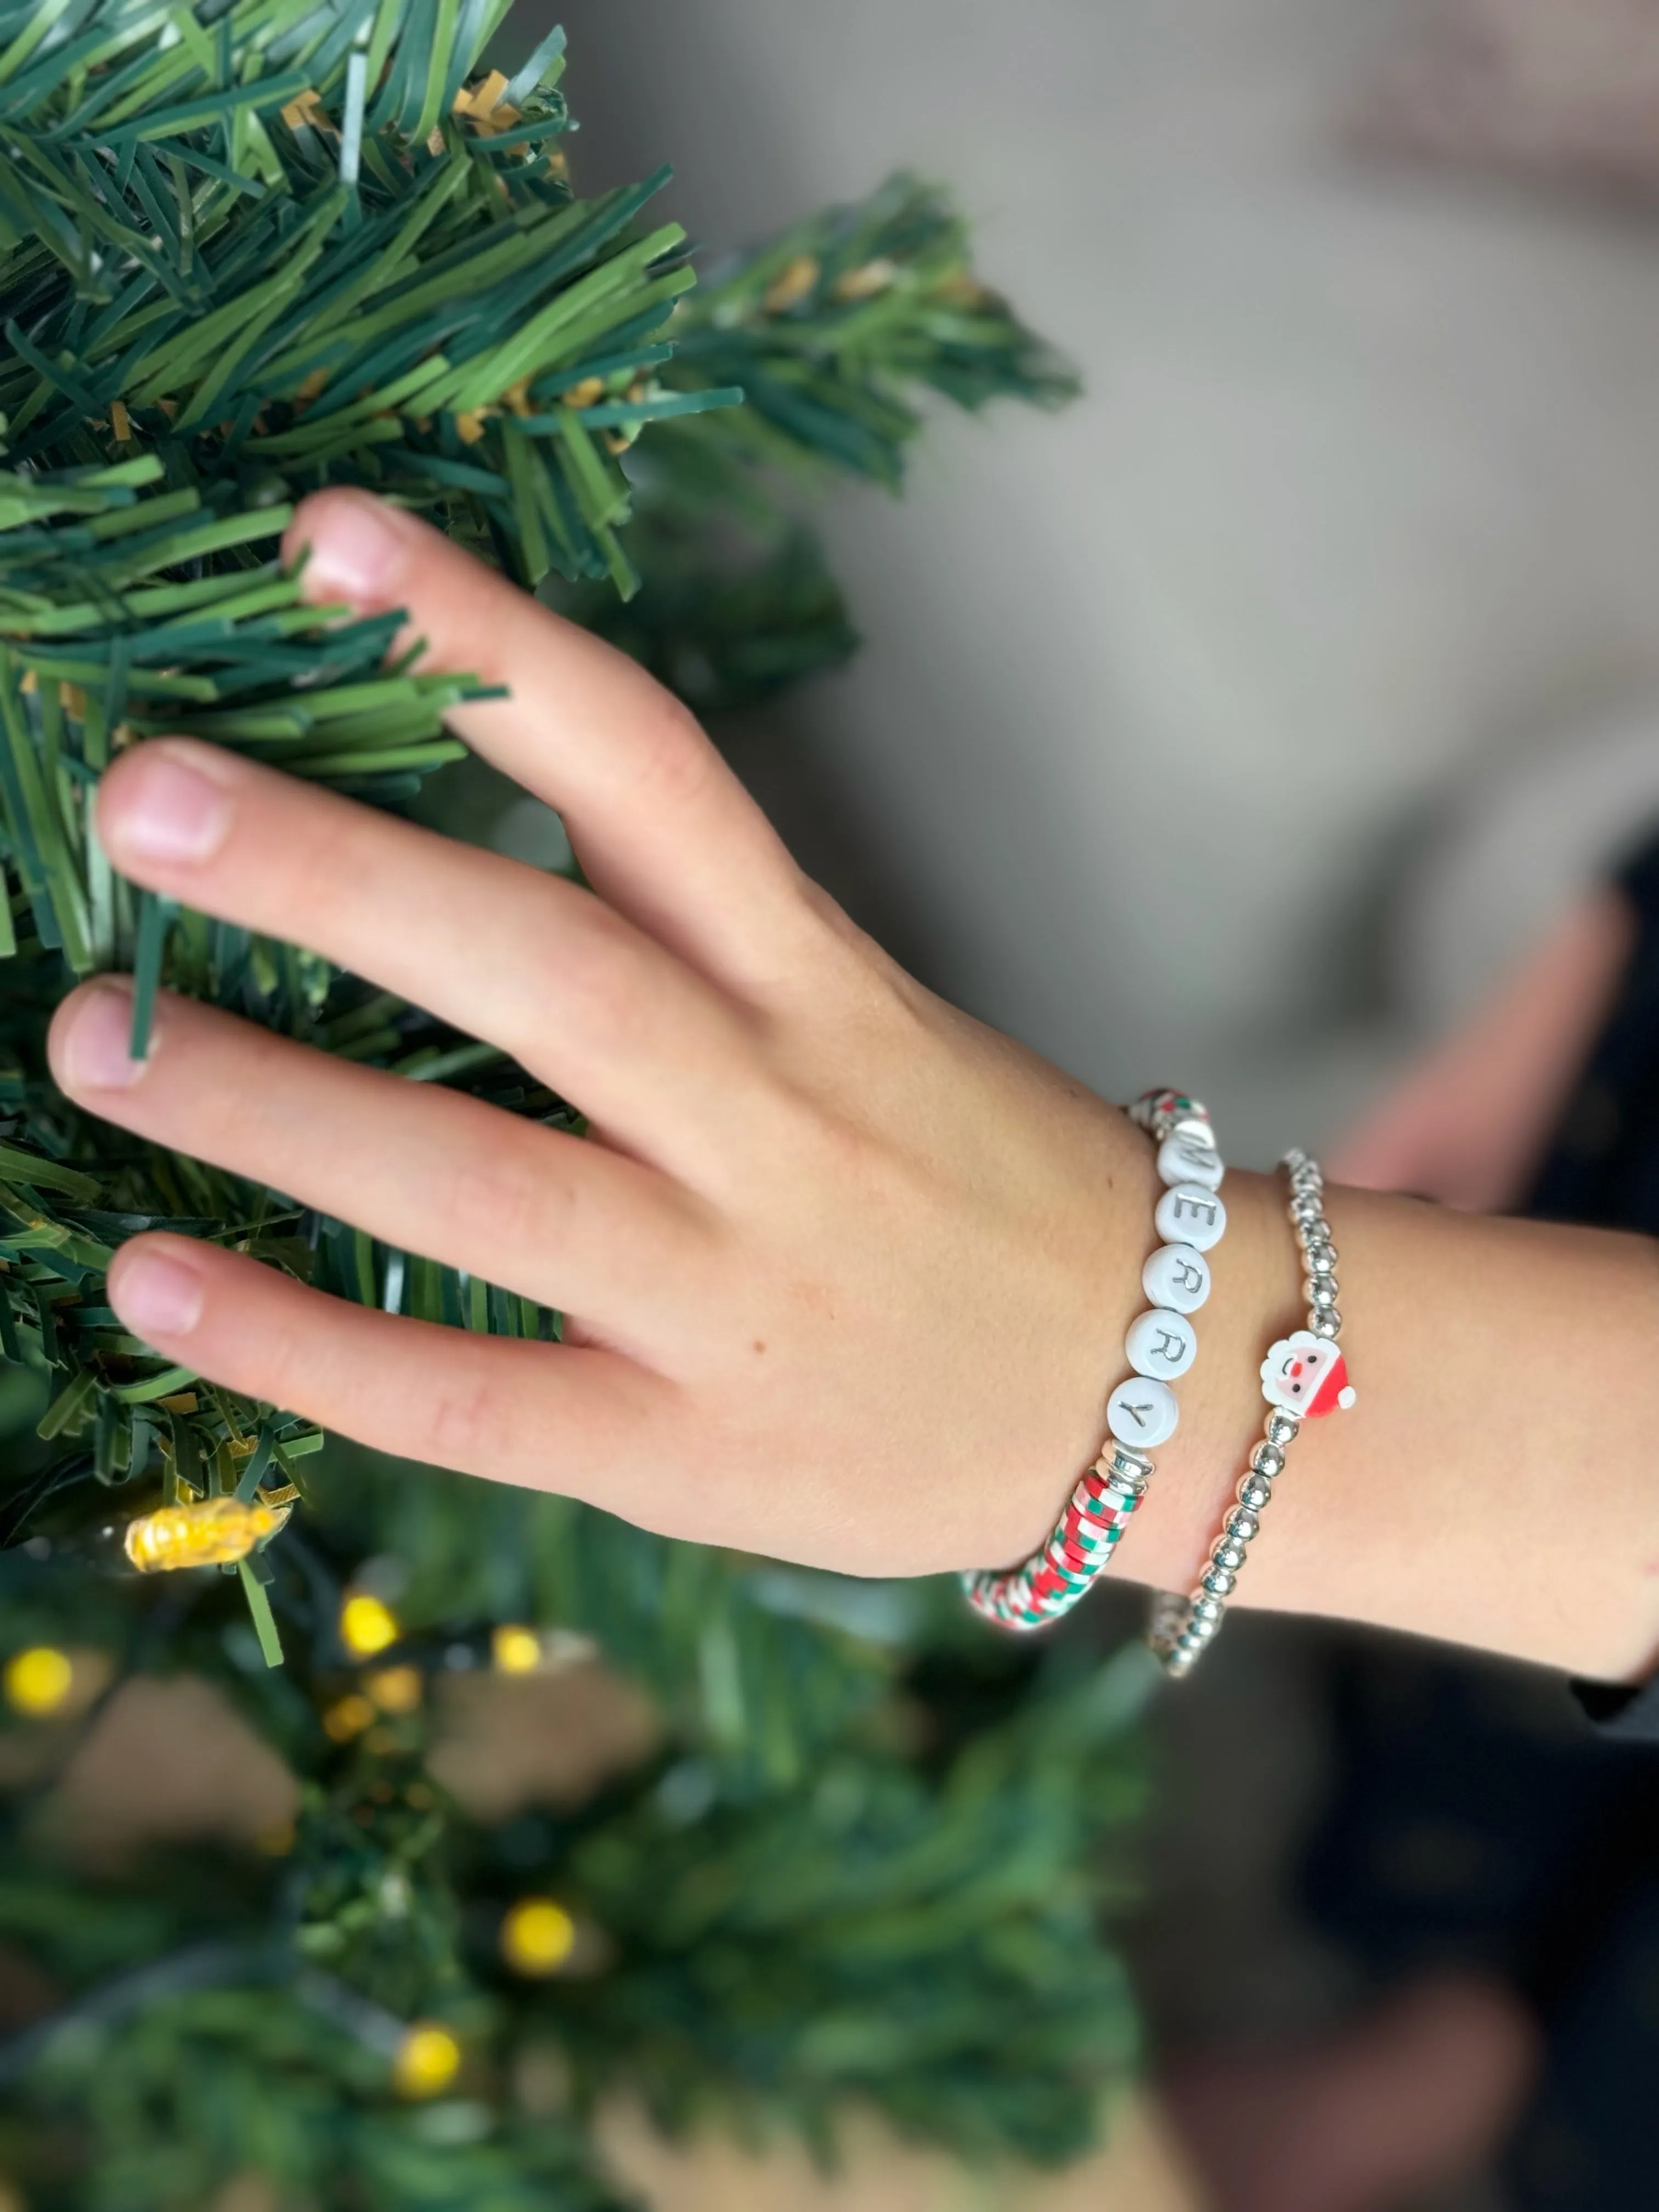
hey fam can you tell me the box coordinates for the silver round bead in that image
[1237,1476,1272,1511]
[1310,1310,1340,1339]
[1189,1595,1223,1626]
[1307,1276,1340,1310]
[1214,1537,1248,1572]
[1201,1565,1236,1598]
[1304,1241,1338,1276]
[1265,1410,1300,1447]
[1251,1442,1286,1479]
[1226,1506,1260,1541]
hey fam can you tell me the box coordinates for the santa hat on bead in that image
[1261,1329,1357,1419]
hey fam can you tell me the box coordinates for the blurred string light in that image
[366,1665,422,1713]
[500,1897,576,1977]
[393,2022,462,2099]
[490,1624,541,1674]
[323,1693,377,1743]
[340,1593,399,1657]
[3,1646,73,1717]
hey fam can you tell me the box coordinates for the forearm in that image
[1112,1156,1659,1683]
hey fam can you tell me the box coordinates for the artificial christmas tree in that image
[0,4,1150,2204]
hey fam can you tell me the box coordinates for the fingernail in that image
[298,495,407,604]
[59,983,146,1091]
[112,1249,204,1339]
[105,747,233,865]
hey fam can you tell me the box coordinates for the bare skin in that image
[45,490,1659,1685]
[1331,888,1636,1213]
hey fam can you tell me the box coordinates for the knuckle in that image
[422,1363,514,1471]
[538,915,653,1056]
[622,697,721,813]
[438,1127,578,1255]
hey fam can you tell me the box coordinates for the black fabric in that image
[1568,1670,1659,1740]
[1527,833,1659,1237]
[1531,830,1659,1735]
[1293,825,1659,2210]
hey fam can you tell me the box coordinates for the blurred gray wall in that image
[539,0,1659,1158]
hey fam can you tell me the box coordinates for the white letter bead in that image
[1155,1182,1227,1251]
[1107,1375,1180,1449]
[1126,1307,1198,1380]
[1143,1242,1212,1314]
[1156,1131,1224,1191]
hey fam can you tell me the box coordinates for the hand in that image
[48,490,1160,1581]
[1330,890,1634,1213]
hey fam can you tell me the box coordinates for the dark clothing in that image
[1298,829,1659,2210]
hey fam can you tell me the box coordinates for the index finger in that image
[283,489,814,1000]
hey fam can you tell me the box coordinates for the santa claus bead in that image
[1142,1242,1211,1314]
[1126,1308,1198,1380]
[1238,1476,1272,1510]
[1154,1183,1227,1252]
[1251,1442,1286,1479]
[1106,1376,1180,1449]
[1156,1131,1224,1192]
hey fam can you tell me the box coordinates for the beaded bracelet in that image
[1148,1148,1356,1677]
[964,1090,1228,1632]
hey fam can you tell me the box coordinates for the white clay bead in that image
[1156,1131,1224,1191]
[1143,1242,1211,1314]
[1155,1182,1227,1252]
[1106,1375,1180,1450]
[1126,1307,1198,1381]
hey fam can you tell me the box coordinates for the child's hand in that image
[46,490,1162,1581]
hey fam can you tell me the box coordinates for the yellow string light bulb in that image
[124,1496,276,1573]
[340,1593,399,1657]
[392,2022,462,2099]
[491,1624,541,1674]
[365,1665,422,1714]
[322,1693,376,1743]
[500,1897,577,1977]
[3,1646,74,1717]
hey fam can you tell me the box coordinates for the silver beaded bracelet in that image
[1148,1148,1356,1678]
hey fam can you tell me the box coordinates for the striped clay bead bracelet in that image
[963,1090,1228,1632]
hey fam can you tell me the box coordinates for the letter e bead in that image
[1154,1183,1227,1252]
